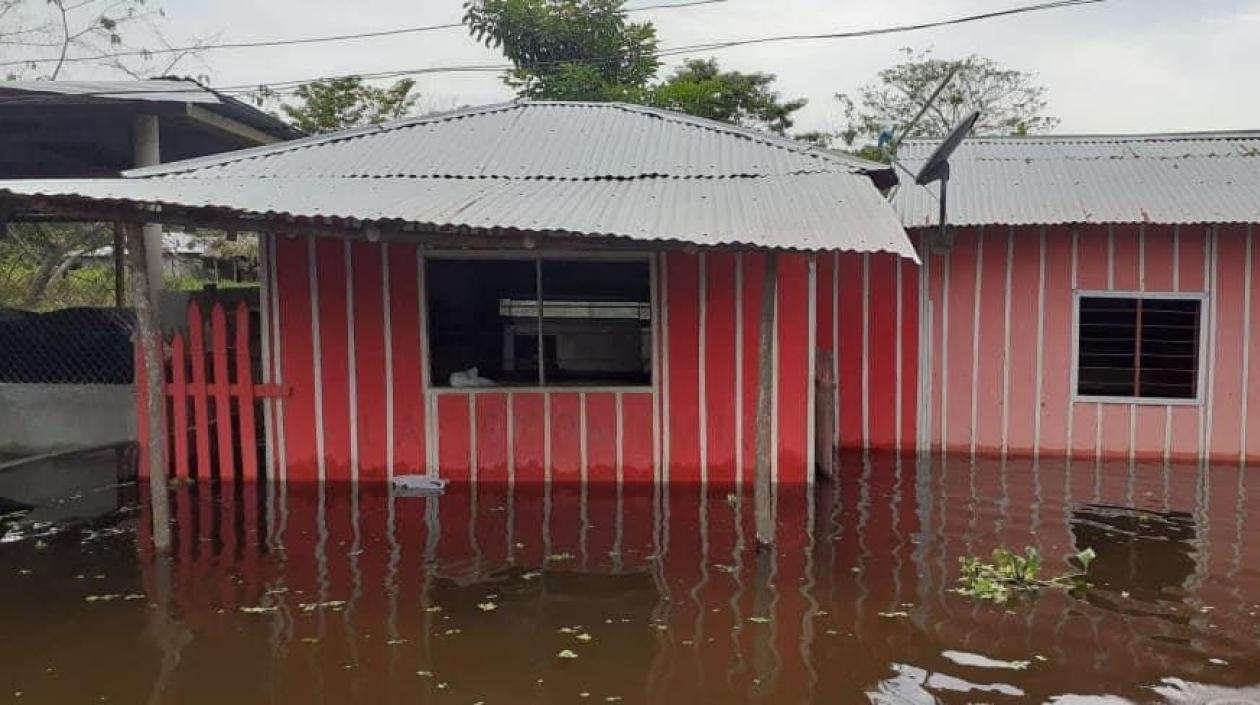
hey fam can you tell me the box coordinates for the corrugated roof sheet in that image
[0,79,221,104]
[0,102,914,258]
[893,131,1260,228]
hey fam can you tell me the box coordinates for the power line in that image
[0,0,727,70]
[0,0,1106,105]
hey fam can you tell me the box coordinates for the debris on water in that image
[442,628,462,636]
[1209,658,1229,666]
[521,571,543,581]
[477,601,497,612]
[575,632,593,642]
[298,600,346,613]
[712,564,735,573]
[424,605,443,613]
[239,605,279,615]
[391,474,448,495]
[557,649,579,659]
[877,611,910,619]
[942,650,1031,670]
[84,594,122,603]
[955,546,1094,604]
[386,639,408,646]
[299,637,319,644]
[548,553,575,562]
[746,616,771,624]
[416,671,432,678]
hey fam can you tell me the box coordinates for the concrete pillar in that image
[132,114,163,306]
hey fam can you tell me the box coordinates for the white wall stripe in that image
[734,252,744,485]
[807,255,817,484]
[649,254,661,484]
[1033,226,1047,457]
[1167,226,1180,462]
[1131,226,1145,461]
[918,234,933,452]
[307,238,327,482]
[615,392,625,486]
[1066,229,1078,456]
[771,263,780,484]
[544,391,553,486]
[1203,227,1218,462]
[419,250,439,476]
[382,242,395,479]
[698,253,708,486]
[258,233,275,482]
[832,251,841,446]
[1001,228,1014,455]
[469,393,478,483]
[658,253,669,484]
[345,240,359,483]
[970,227,984,456]
[269,234,286,481]
[579,392,589,485]
[862,253,871,449]
[507,392,516,487]
[1241,225,1253,462]
[940,247,951,453]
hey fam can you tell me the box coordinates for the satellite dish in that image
[913,110,980,252]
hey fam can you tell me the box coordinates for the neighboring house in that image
[895,131,1260,463]
[79,232,257,282]
[0,101,918,484]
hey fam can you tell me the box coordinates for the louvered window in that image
[1076,295,1203,400]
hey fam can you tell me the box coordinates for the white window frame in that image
[421,250,657,393]
[1071,289,1209,406]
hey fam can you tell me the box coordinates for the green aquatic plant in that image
[955,547,1095,604]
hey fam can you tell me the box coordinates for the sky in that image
[10,0,1260,136]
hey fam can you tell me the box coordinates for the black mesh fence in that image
[0,307,135,384]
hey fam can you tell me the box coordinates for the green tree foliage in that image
[648,59,805,135]
[462,0,807,132]
[836,48,1059,151]
[281,77,420,134]
[464,0,659,101]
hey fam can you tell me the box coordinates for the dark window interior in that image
[1077,296,1201,400]
[427,258,652,388]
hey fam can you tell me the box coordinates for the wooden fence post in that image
[754,251,778,548]
[125,221,172,552]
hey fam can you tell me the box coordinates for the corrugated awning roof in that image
[0,101,915,259]
[893,130,1260,228]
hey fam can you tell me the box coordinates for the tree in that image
[464,0,659,101]
[835,48,1059,152]
[0,0,213,80]
[281,77,420,134]
[648,59,806,135]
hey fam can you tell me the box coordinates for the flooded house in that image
[895,131,1260,464]
[0,101,918,485]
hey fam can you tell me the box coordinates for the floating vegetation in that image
[557,649,579,659]
[955,547,1096,604]
[239,605,280,615]
[746,616,771,624]
[299,600,347,613]
[877,611,910,619]
[476,602,498,612]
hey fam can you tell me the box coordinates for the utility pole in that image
[132,114,163,307]
[754,251,778,548]
[125,220,171,551]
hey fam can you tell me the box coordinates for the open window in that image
[426,257,652,388]
[1075,293,1204,401]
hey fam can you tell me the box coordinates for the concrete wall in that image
[0,383,135,454]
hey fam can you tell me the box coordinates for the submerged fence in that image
[137,300,286,483]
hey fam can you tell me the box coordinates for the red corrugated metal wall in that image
[267,241,897,484]
[920,224,1260,462]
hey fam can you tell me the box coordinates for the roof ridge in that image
[902,129,1260,145]
[125,101,888,179]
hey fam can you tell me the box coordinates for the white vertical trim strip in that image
[1067,229,1078,456]
[269,234,286,481]
[1034,226,1047,457]
[649,254,661,484]
[1242,225,1253,462]
[420,251,439,476]
[698,253,708,486]
[970,227,984,456]
[382,242,395,479]
[1131,226,1145,461]
[1001,228,1014,455]
[862,253,871,449]
[1203,227,1218,461]
[345,240,359,483]
[258,233,275,481]
[1167,225,1180,461]
[894,255,903,448]
[615,392,625,486]
[832,251,840,445]
[307,238,326,482]
[918,234,933,451]
[659,253,669,484]
[807,255,817,483]
[771,263,780,484]
[507,392,516,487]
[940,247,951,452]
[734,253,744,485]
[544,391,553,486]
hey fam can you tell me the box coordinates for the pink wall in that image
[919,224,1260,463]
[265,238,910,484]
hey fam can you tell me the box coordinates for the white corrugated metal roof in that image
[0,102,915,258]
[0,79,221,104]
[893,131,1260,228]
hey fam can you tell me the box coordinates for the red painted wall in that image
[268,242,911,484]
[919,224,1260,463]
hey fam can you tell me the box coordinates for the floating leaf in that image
[575,633,593,642]
[477,602,498,612]
[416,670,433,678]
[1074,547,1097,571]
[557,649,579,659]
[877,611,909,619]
[239,605,279,614]
[746,616,771,624]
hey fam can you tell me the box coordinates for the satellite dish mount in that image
[913,110,980,253]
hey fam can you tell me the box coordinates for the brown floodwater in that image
[3,452,1260,704]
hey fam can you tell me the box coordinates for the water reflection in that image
[3,454,1260,704]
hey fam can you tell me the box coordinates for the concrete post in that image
[132,114,163,307]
